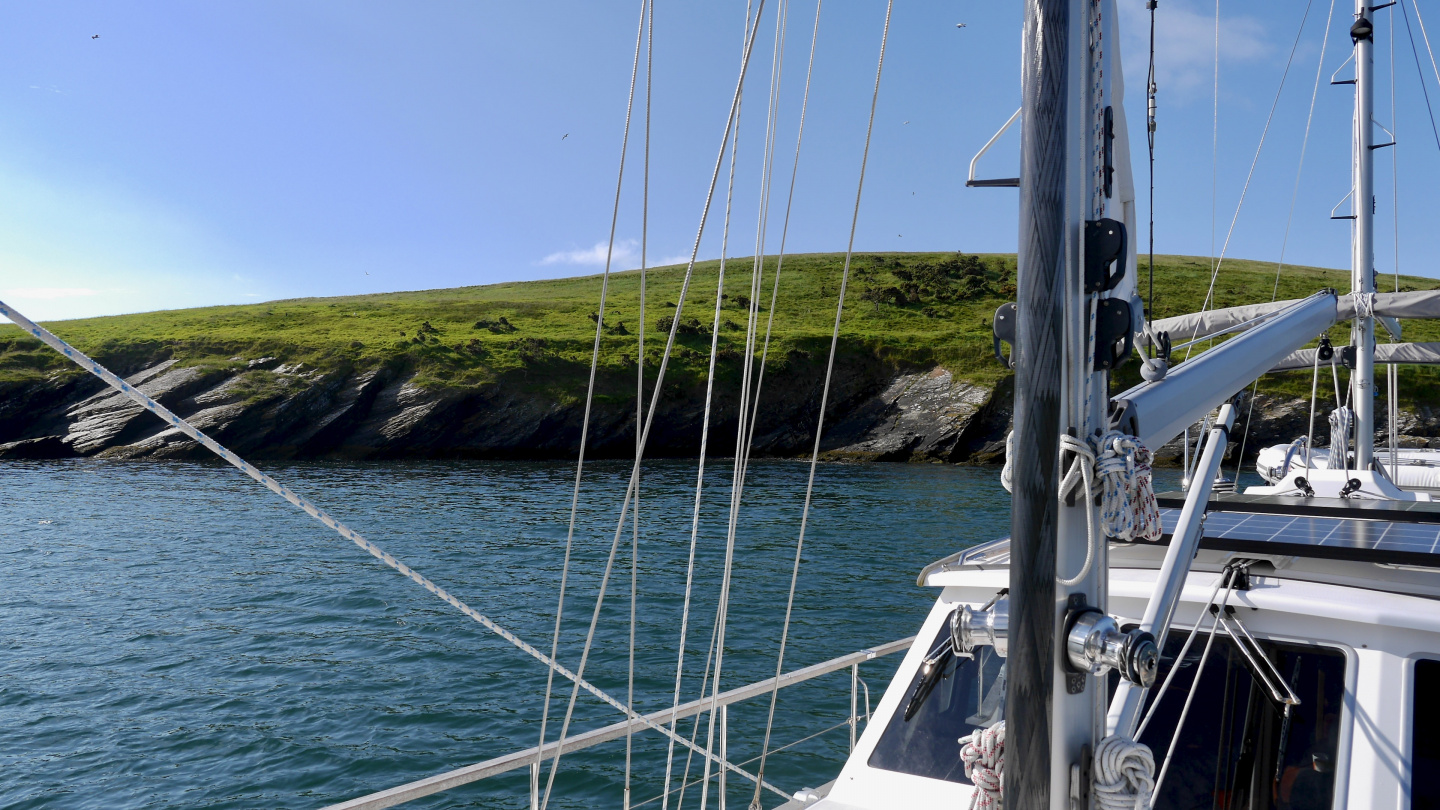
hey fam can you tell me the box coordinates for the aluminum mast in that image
[1352,0,1377,468]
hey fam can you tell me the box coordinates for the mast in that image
[1009,0,1114,804]
[1007,0,1066,801]
[1352,0,1376,468]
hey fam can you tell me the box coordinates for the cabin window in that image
[867,622,1005,784]
[1134,628,1346,810]
[1414,658,1440,809]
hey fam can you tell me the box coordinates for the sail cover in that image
[1268,341,1440,372]
[1145,290,1440,345]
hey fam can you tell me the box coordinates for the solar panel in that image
[1153,504,1440,566]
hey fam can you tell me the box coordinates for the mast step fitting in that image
[1064,597,1158,691]
[1095,298,1136,370]
[1084,219,1128,293]
[992,302,1018,369]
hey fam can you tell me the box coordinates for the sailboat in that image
[786,0,1440,807]
[5,0,1440,807]
[315,0,1437,806]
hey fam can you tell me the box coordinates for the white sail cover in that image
[1268,341,1440,372]
[1146,290,1440,345]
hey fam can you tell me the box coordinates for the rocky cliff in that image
[6,350,1437,465]
[0,352,1009,463]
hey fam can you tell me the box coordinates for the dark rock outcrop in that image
[5,353,1438,466]
[0,354,1011,463]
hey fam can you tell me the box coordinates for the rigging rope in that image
[663,4,763,806]
[744,3,892,806]
[1410,0,1440,95]
[1390,0,1402,484]
[0,299,786,802]
[1209,0,1219,315]
[1146,0,1157,323]
[1400,0,1440,155]
[536,0,649,796]
[543,1,773,803]
[625,1,655,804]
[1188,0,1317,355]
[749,0,826,804]
[1056,434,1100,587]
[1305,346,1322,469]
[1232,0,1334,482]
[958,722,1005,810]
[697,1,763,804]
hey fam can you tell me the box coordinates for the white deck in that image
[797,540,1438,809]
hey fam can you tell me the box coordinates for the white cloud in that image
[540,239,638,267]
[3,287,100,300]
[1119,0,1270,100]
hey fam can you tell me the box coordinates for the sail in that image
[1145,290,1440,345]
[1267,341,1440,372]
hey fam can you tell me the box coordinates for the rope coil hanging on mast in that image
[1002,429,1161,585]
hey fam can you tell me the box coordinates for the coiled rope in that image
[0,299,787,802]
[958,722,1004,810]
[1003,430,1160,585]
[1328,406,1354,471]
[1094,431,1162,542]
[1093,735,1155,810]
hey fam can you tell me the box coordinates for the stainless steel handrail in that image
[966,107,1021,187]
[324,636,915,810]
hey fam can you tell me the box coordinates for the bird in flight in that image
[956,23,967,28]
[904,120,910,124]
[561,133,569,140]
[91,34,100,39]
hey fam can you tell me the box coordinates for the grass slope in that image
[3,252,1439,404]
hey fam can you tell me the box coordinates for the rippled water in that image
[0,458,1035,809]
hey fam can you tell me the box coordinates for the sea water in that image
[0,458,1179,809]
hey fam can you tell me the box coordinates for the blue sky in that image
[2,0,1438,322]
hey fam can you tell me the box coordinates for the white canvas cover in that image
[1267,341,1440,373]
[1145,290,1440,345]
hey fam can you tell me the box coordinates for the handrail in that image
[966,107,1021,188]
[324,637,915,810]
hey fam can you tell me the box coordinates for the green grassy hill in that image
[3,251,1439,405]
